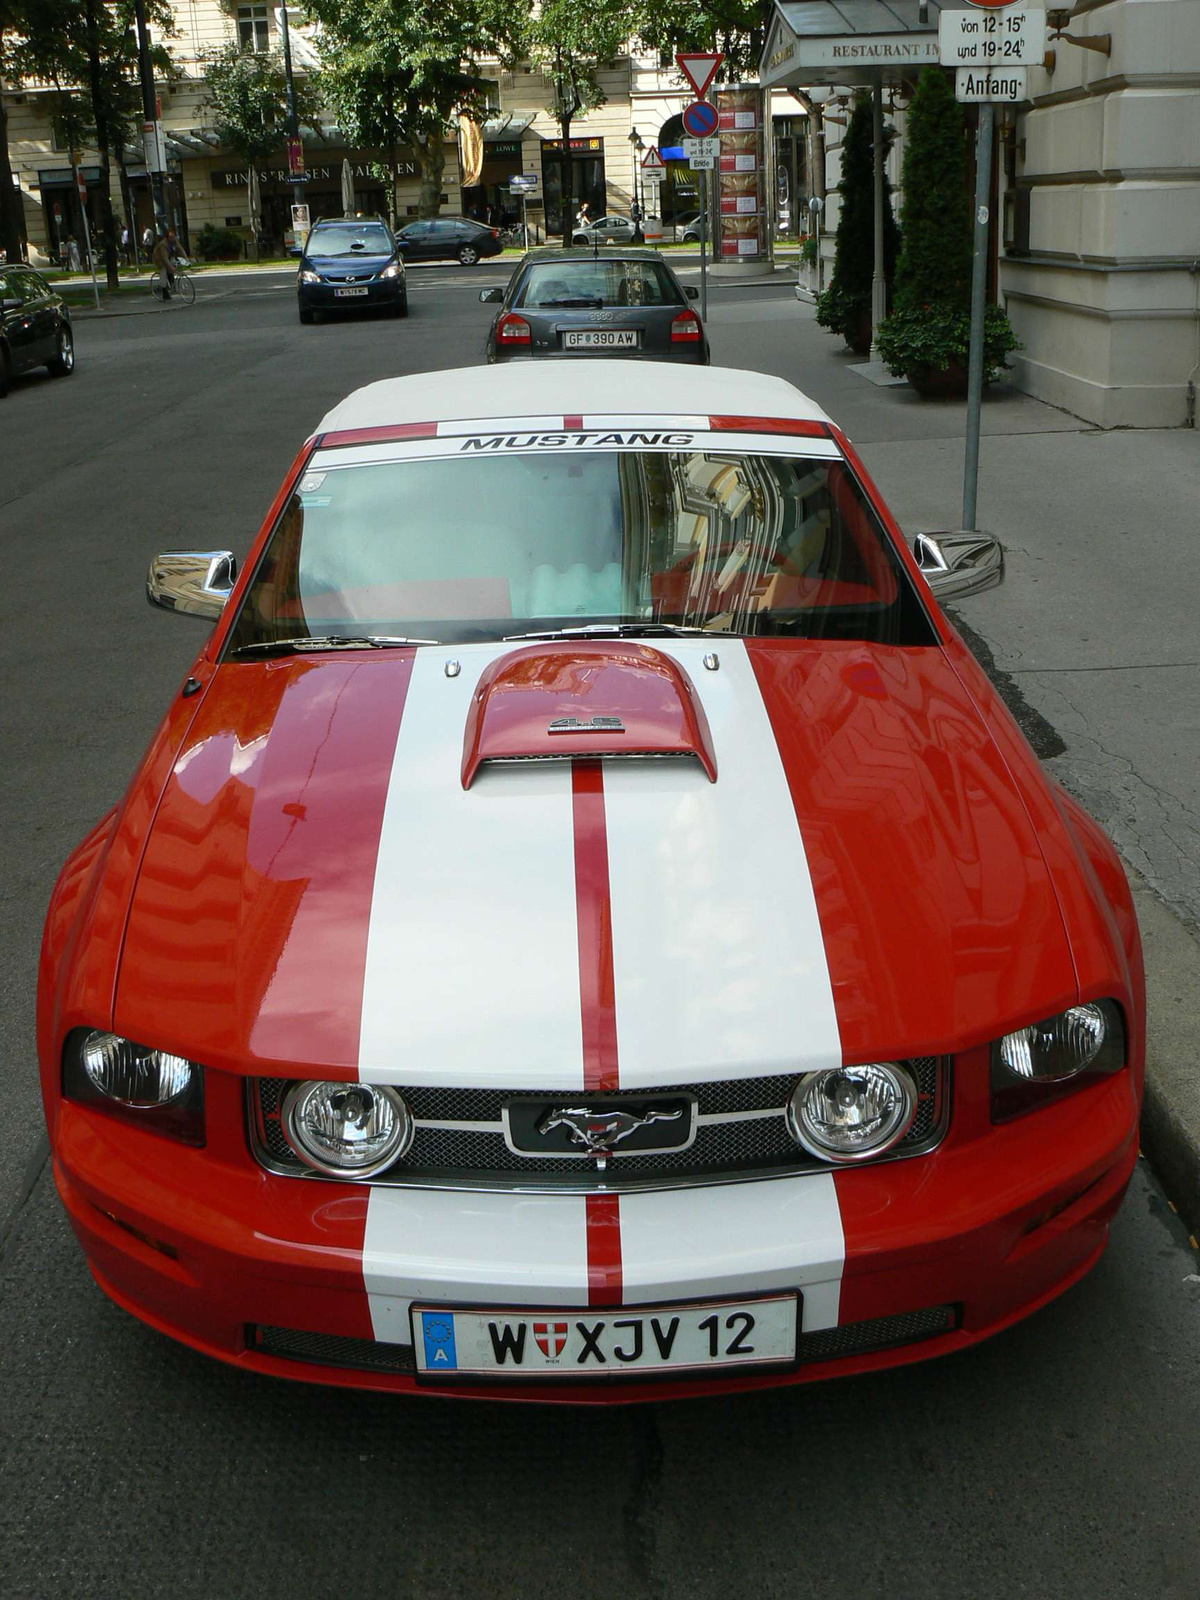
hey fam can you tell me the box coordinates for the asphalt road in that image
[2,266,1199,1599]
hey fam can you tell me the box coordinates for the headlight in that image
[282,1081,412,1177]
[62,1029,205,1145]
[786,1063,917,1163]
[991,999,1126,1121]
[81,1031,193,1105]
[379,261,402,279]
[299,268,320,283]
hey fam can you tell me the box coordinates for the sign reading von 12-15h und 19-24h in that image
[939,7,1047,66]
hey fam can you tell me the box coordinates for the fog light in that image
[787,1064,917,1163]
[998,1003,1107,1082]
[81,1031,194,1107]
[282,1082,412,1177]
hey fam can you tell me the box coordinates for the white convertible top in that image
[314,361,834,434]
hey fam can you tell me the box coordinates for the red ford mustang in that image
[38,363,1143,1401]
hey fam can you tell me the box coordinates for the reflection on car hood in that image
[114,639,1079,1085]
[304,252,394,269]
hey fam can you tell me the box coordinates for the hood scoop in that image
[461,643,717,788]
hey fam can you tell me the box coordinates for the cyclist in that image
[151,229,179,299]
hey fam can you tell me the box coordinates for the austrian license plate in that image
[562,329,639,349]
[411,1294,798,1380]
[334,286,369,298]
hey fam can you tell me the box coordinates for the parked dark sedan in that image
[396,217,503,266]
[297,217,408,324]
[0,264,74,396]
[481,249,708,364]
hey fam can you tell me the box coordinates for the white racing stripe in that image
[356,644,583,1088]
[364,1188,589,1343]
[617,1174,844,1332]
[602,639,843,1086]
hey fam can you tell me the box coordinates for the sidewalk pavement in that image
[710,292,1200,1234]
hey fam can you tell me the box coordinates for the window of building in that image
[238,4,270,52]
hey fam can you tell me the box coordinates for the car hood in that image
[114,639,1079,1087]
[304,252,394,271]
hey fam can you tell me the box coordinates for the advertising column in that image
[714,84,772,277]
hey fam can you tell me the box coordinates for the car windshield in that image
[226,443,935,651]
[518,260,683,309]
[309,224,392,256]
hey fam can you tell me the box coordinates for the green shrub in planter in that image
[876,67,1018,388]
[875,303,1019,386]
[195,222,242,262]
[815,92,899,350]
[800,235,819,268]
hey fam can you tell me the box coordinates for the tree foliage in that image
[523,1,631,236]
[631,0,763,83]
[305,0,524,219]
[815,92,899,343]
[892,68,971,312]
[874,68,1018,383]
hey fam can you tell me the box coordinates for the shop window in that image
[238,4,270,52]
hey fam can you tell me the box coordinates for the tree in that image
[874,68,1017,388]
[0,0,64,261]
[525,1,631,239]
[814,92,899,352]
[306,0,523,221]
[632,0,763,83]
[204,40,319,255]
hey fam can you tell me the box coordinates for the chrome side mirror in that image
[913,532,1004,602]
[147,550,237,620]
[478,287,503,304]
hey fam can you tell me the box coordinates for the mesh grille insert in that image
[254,1325,416,1374]
[798,1305,958,1363]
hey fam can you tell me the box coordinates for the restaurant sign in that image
[210,159,417,187]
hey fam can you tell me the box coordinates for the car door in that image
[19,271,57,360]
[397,222,433,261]
[0,270,41,373]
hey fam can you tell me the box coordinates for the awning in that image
[481,114,536,143]
[760,1,945,88]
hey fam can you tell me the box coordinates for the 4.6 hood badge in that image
[547,716,625,735]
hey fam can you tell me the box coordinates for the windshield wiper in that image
[228,634,437,658]
[538,296,604,308]
[503,622,718,642]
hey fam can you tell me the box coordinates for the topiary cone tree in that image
[875,67,1018,393]
[815,91,899,354]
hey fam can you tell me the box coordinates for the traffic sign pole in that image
[962,102,995,532]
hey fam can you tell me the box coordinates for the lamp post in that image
[628,126,644,243]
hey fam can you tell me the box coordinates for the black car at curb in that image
[396,217,504,266]
[0,265,74,396]
[297,217,408,324]
[482,249,709,365]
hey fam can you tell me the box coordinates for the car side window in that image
[18,272,47,304]
[0,271,12,302]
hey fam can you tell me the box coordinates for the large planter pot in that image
[845,306,873,355]
[907,358,969,398]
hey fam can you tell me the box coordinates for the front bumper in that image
[297,279,404,310]
[53,1063,1139,1403]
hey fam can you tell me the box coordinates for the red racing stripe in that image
[571,758,620,1093]
[563,414,584,430]
[585,1193,623,1306]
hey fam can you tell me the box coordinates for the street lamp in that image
[628,127,645,243]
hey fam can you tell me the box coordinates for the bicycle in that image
[150,260,196,305]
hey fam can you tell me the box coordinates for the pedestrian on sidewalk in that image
[141,223,154,257]
[120,225,133,267]
[151,229,178,299]
[64,235,82,272]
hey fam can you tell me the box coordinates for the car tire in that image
[393,292,409,318]
[571,234,588,247]
[298,304,314,324]
[46,324,74,377]
[457,245,480,266]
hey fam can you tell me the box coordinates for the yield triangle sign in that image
[675,51,723,98]
[641,145,666,174]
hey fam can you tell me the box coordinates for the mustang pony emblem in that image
[538,1105,684,1165]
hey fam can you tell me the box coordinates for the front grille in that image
[797,1304,958,1363]
[249,1058,948,1192]
[254,1325,415,1374]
